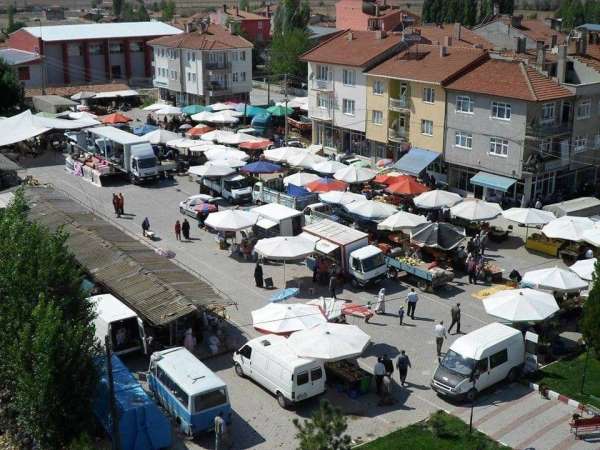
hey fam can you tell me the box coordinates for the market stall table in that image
[525,233,563,257]
[325,360,372,398]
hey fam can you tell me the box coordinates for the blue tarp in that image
[132,124,158,136]
[241,160,282,174]
[470,171,516,192]
[393,147,440,175]
[93,355,172,450]
[287,184,311,197]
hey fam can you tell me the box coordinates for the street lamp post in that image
[34,18,46,95]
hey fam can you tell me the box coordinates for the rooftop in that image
[300,29,404,67]
[451,323,520,360]
[222,8,268,20]
[19,21,182,42]
[476,16,565,46]
[412,23,493,49]
[367,44,488,84]
[0,48,40,65]
[446,59,573,102]
[25,82,131,98]
[148,24,252,50]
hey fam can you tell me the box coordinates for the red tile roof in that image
[413,24,493,50]
[367,45,489,84]
[148,24,252,49]
[517,19,566,45]
[300,29,404,67]
[446,59,573,102]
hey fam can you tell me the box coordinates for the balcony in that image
[389,96,410,112]
[207,83,231,96]
[205,61,231,71]
[526,121,571,138]
[389,127,409,143]
[310,108,332,121]
[311,79,333,91]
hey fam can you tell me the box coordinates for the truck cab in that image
[204,174,252,204]
[303,203,337,225]
[348,245,388,287]
[129,143,158,184]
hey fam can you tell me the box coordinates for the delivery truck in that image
[202,173,253,203]
[253,179,319,210]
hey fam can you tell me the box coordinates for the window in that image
[257,20,263,29]
[540,138,551,154]
[574,135,587,152]
[187,72,191,81]
[233,72,239,82]
[372,110,383,125]
[476,358,489,373]
[129,42,142,52]
[492,101,511,120]
[342,99,355,116]
[373,80,384,95]
[232,51,238,61]
[241,72,246,81]
[89,43,103,55]
[489,137,509,156]
[317,94,329,109]
[421,119,433,136]
[192,73,197,82]
[595,132,600,148]
[311,367,323,381]
[423,87,435,103]
[17,66,30,81]
[454,131,472,149]
[342,69,356,86]
[489,349,508,369]
[316,64,329,81]
[541,102,555,122]
[576,98,592,119]
[296,371,309,385]
[193,388,228,413]
[156,367,189,408]
[239,345,252,359]
[240,50,246,61]
[109,43,124,54]
[111,65,122,78]
[456,95,473,113]
[67,44,82,56]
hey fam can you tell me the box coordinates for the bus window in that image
[157,366,189,408]
[193,388,228,413]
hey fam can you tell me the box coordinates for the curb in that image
[526,380,591,413]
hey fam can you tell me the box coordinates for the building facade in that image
[210,5,271,43]
[149,23,252,106]
[0,48,43,89]
[335,0,418,32]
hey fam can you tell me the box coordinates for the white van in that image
[233,335,326,408]
[431,322,538,401]
[91,294,147,355]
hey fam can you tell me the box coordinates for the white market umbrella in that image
[502,208,556,225]
[191,111,216,122]
[378,211,428,231]
[312,160,347,175]
[166,138,199,149]
[155,105,182,116]
[333,166,376,184]
[542,216,594,242]
[582,226,600,247]
[205,209,258,232]
[283,172,320,187]
[570,258,597,281]
[264,147,298,162]
[188,142,215,153]
[211,158,247,168]
[211,110,241,124]
[201,129,232,142]
[522,267,588,292]
[413,189,463,209]
[450,199,502,222]
[319,191,366,206]
[218,132,259,145]
[345,200,397,220]
[205,147,248,161]
[71,91,97,101]
[482,288,559,322]
[287,152,325,169]
[210,102,236,111]
[143,129,180,145]
[251,303,326,334]
[287,323,371,361]
[255,236,316,284]
[306,297,346,321]
[188,163,235,177]
[67,111,98,120]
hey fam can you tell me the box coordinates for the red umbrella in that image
[305,177,348,193]
[374,174,402,185]
[102,112,132,124]
[386,176,429,195]
[187,125,214,137]
[239,139,273,150]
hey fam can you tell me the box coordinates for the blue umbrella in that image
[132,124,158,135]
[183,104,210,115]
[270,287,300,303]
[241,160,282,174]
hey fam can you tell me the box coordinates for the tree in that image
[268,27,310,78]
[113,0,123,17]
[137,2,150,21]
[0,59,23,115]
[120,1,136,20]
[293,400,352,450]
[445,0,460,24]
[161,0,175,20]
[90,0,98,8]
[463,0,478,26]
[583,260,600,357]
[499,0,514,15]
[422,0,434,22]
[272,0,310,35]
[239,0,250,12]
[479,0,493,22]
[4,3,26,35]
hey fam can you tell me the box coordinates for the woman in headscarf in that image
[375,287,386,314]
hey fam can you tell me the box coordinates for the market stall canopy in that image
[306,297,345,321]
[334,165,376,184]
[267,104,293,116]
[254,236,315,261]
[541,216,594,242]
[166,138,199,150]
[204,209,258,231]
[385,176,429,195]
[306,177,348,193]
[450,199,502,222]
[582,226,600,247]
[210,102,236,111]
[344,200,397,220]
[239,139,273,150]
[235,104,268,117]
[410,222,465,250]
[143,129,180,145]
[374,173,403,185]
[482,288,559,322]
[318,191,366,205]
[251,303,326,334]
[155,105,182,116]
[287,152,326,169]
[393,147,440,176]
[93,89,138,99]
[205,147,248,161]
[287,323,370,361]
[218,132,260,145]
[102,112,132,124]
[283,172,320,186]
[188,163,235,177]
[470,171,517,193]
[522,267,588,292]
[70,91,97,101]
[240,160,282,174]
[543,197,600,218]
[182,104,209,115]
[502,207,556,225]
[312,160,347,175]
[378,211,428,231]
[264,146,298,162]
[413,189,462,209]
[210,158,246,168]
[187,124,214,137]
[570,258,596,281]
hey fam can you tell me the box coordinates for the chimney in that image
[511,15,522,28]
[581,28,589,55]
[453,22,461,41]
[375,4,379,17]
[440,46,448,57]
[514,36,526,53]
[536,40,545,68]
[347,31,354,41]
[557,44,567,84]
[236,5,239,16]
[444,35,452,47]
[493,2,499,16]
[551,34,557,48]
[375,30,386,39]
[266,4,270,16]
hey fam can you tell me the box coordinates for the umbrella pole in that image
[283,260,286,288]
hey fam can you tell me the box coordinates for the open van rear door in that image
[137,318,148,355]
[524,331,538,373]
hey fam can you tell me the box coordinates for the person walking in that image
[374,357,385,395]
[473,234,481,256]
[182,218,190,240]
[479,230,488,256]
[374,288,386,314]
[434,321,447,359]
[254,262,264,288]
[118,193,125,216]
[382,354,393,377]
[448,302,461,334]
[174,220,181,241]
[406,288,418,319]
[328,273,337,299]
[398,305,405,325]
[396,350,411,386]
[467,254,477,284]
[214,412,227,450]
[112,193,119,217]
[141,217,150,237]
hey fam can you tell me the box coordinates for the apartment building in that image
[335,0,418,32]
[0,48,43,89]
[210,5,271,43]
[149,23,252,106]
[444,59,574,205]
[365,44,488,161]
[301,29,405,155]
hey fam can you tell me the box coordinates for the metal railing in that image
[526,121,571,137]
[389,96,410,111]
[205,61,231,71]
[389,127,408,142]
[311,79,333,91]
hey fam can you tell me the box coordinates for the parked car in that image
[179,194,220,219]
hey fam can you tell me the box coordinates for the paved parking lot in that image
[22,156,592,449]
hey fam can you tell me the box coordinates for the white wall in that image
[230,48,252,95]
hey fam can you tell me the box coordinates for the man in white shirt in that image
[373,357,386,396]
[406,288,418,319]
[434,321,447,359]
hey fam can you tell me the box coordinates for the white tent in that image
[70,91,97,101]
[450,199,502,221]
[201,129,231,142]
[318,191,366,206]
[287,152,326,169]
[143,129,180,145]
[211,110,242,124]
[142,102,168,111]
[306,297,345,321]
[283,172,320,187]
[255,236,316,283]
[188,163,235,177]
[287,323,371,361]
[264,147,298,162]
[378,211,428,231]
[502,208,556,225]
[542,216,594,242]
[522,267,588,292]
[205,147,248,161]
[570,258,596,281]
[210,158,247,168]
[155,105,182,116]
[312,160,347,175]
[217,132,259,145]
[191,111,216,122]
[278,96,308,111]
[33,112,99,129]
[413,189,463,209]
[582,227,600,247]
[333,166,376,184]
[204,209,258,231]
[482,288,559,322]
[344,200,397,220]
[251,303,326,334]
[210,102,236,111]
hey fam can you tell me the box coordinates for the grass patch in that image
[528,351,600,410]
[361,410,509,450]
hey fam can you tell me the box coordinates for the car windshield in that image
[441,350,475,377]
[361,253,385,272]
[225,179,251,190]
[138,157,156,169]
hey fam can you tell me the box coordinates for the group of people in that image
[373,351,412,405]
[111,192,125,217]
[174,219,192,241]
[465,232,488,285]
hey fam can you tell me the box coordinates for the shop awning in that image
[470,171,516,192]
[393,147,440,176]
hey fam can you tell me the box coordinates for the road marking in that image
[516,412,575,450]
[490,400,558,441]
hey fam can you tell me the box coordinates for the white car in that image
[178,194,219,219]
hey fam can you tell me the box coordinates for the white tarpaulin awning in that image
[93,89,139,98]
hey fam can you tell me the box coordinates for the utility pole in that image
[284,73,289,145]
[266,76,271,105]
[105,336,122,450]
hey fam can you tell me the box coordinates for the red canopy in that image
[374,174,402,185]
[305,178,348,193]
[101,112,132,124]
[187,125,214,137]
[386,176,429,195]
[239,140,273,150]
